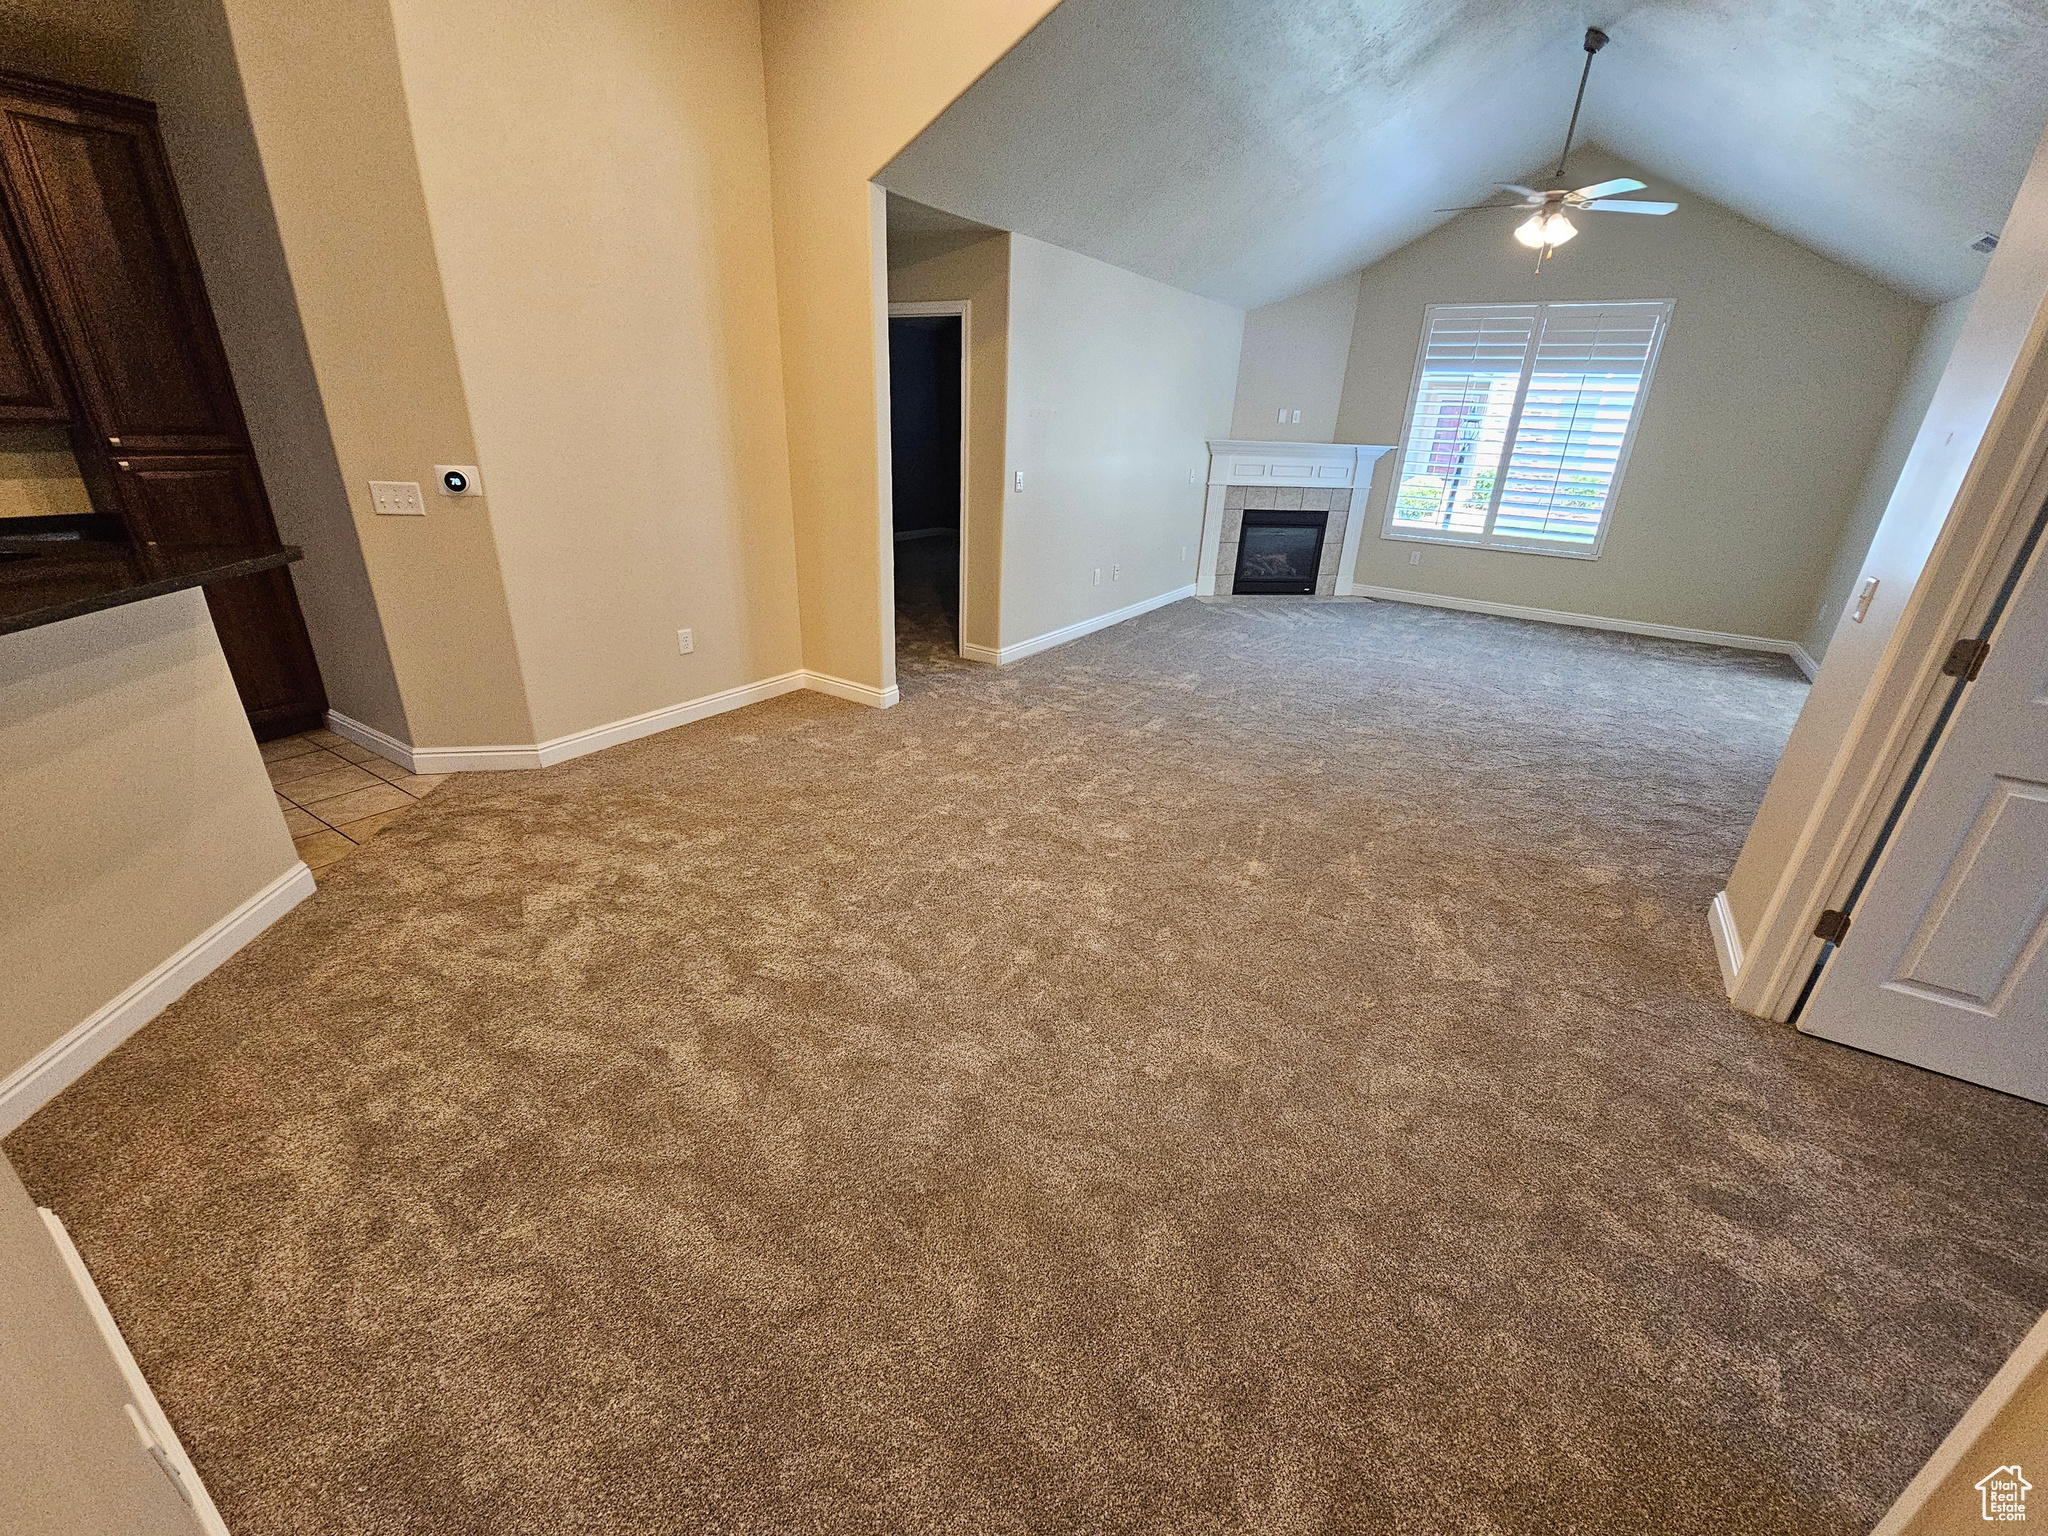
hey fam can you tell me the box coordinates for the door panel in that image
[0,90,243,451]
[116,453,327,737]
[1803,532,2048,1102]
[1890,777,2048,1009]
[0,199,66,420]
[112,450,272,549]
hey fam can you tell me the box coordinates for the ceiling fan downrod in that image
[1554,26,1609,179]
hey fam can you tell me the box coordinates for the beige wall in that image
[1803,293,1975,662]
[1332,148,1926,642]
[0,591,297,1084]
[1723,127,2048,949]
[1001,234,1242,649]
[219,0,533,750]
[387,0,803,742]
[1874,1310,2048,1535]
[758,0,1063,692]
[0,1155,201,1535]
[1230,273,1362,442]
[135,0,411,739]
[888,232,1010,658]
[0,0,139,92]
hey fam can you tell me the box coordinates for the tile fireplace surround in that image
[1197,440,1393,598]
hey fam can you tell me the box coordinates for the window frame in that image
[1381,298,1673,561]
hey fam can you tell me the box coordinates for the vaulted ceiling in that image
[878,0,2048,309]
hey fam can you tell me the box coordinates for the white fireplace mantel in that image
[1196,440,1394,597]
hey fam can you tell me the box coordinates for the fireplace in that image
[1198,441,1394,599]
[1232,509,1328,594]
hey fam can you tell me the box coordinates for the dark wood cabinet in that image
[110,452,273,545]
[0,69,325,737]
[0,203,67,420]
[201,564,325,737]
[0,87,245,451]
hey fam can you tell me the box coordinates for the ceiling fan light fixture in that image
[1514,212,1577,250]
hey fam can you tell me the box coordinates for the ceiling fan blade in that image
[1572,177,1645,200]
[1494,183,1543,198]
[1435,203,1530,213]
[1583,199,1678,215]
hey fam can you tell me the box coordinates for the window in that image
[1385,300,1670,558]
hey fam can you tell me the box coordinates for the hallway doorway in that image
[889,305,966,665]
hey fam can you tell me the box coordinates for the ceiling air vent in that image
[1972,232,2000,254]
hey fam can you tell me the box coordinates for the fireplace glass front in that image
[1233,509,1328,595]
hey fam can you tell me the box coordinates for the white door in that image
[1802,533,2048,1103]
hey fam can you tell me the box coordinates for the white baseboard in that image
[1709,889,1746,996]
[802,669,899,709]
[1787,643,1820,681]
[958,642,1002,665]
[40,1209,233,1533]
[406,743,545,773]
[982,584,1196,666]
[1348,585,1812,664]
[0,862,315,1136]
[336,668,893,777]
[412,671,811,773]
[530,671,815,766]
[323,710,416,772]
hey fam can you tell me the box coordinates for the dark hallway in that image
[889,312,963,657]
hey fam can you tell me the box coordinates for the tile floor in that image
[261,728,449,876]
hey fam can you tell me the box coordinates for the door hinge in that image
[1814,908,1853,945]
[1942,636,1991,681]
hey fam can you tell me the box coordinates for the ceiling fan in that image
[1438,27,1678,266]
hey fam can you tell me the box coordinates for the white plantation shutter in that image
[1388,300,1670,556]
[1389,305,1536,539]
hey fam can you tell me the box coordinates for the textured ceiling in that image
[878,0,2048,308]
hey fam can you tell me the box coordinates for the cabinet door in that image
[115,453,328,737]
[0,86,244,451]
[203,567,329,738]
[110,449,274,548]
[0,199,66,420]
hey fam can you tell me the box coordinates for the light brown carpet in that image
[11,596,2048,1535]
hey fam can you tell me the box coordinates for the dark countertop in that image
[0,538,302,635]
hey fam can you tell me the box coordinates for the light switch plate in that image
[370,481,425,516]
